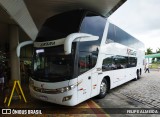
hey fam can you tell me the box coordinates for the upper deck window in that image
[80,12,106,40]
[36,10,85,42]
[107,23,144,50]
[79,12,106,52]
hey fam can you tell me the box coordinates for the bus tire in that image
[140,69,142,75]
[97,78,108,99]
[137,70,140,79]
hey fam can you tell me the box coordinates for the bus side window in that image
[78,52,91,74]
[78,52,98,75]
[114,56,128,69]
[128,57,137,67]
[91,53,98,67]
[102,57,114,71]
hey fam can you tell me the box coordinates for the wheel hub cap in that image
[100,81,107,94]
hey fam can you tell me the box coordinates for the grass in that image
[149,63,160,69]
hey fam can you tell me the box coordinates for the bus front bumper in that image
[29,85,78,106]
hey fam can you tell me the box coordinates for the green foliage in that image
[156,48,160,53]
[146,48,153,55]
[149,63,160,69]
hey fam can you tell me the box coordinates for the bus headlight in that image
[57,85,76,93]
[31,83,76,94]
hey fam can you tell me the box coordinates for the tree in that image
[146,48,153,55]
[156,48,160,63]
[156,48,160,53]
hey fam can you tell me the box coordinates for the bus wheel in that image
[137,70,140,79]
[140,69,142,75]
[97,79,108,99]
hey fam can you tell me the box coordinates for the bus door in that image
[90,54,99,97]
[91,71,99,97]
[77,52,92,102]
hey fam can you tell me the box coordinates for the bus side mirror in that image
[64,33,99,55]
[17,41,33,57]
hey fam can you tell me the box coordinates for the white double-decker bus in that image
[29,10,145,106]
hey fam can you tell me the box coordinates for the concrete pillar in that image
[9,25,20,81]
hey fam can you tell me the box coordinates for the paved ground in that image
[1,70,160,117]
[94,70,160,117]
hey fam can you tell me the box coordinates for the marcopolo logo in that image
[2,109,11,114]
[127,48,136,56]
[34,38,65,47]
[40,41,55,47]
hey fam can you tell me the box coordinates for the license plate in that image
[39,95,48,100]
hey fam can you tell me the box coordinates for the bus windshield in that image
[32,45,73,82]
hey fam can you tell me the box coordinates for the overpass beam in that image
[0,0,38,40]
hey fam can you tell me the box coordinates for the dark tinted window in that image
[77,12,105,75]
[36,10,85,41]
[80,13,106,39]
[107,23,144,49]
[114,56,128,69]
[32,47,73,82]
[79,12,106,52]
[102,57,114,71]
[128,57,137,68]
[92,52,98,67]
[102,55,137,71]
[32,43,77,82]
[78,52,98,75]
[79,52,91,74]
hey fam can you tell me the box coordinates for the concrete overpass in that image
[0,0,126,82]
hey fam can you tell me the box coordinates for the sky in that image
[109,0,160,52]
